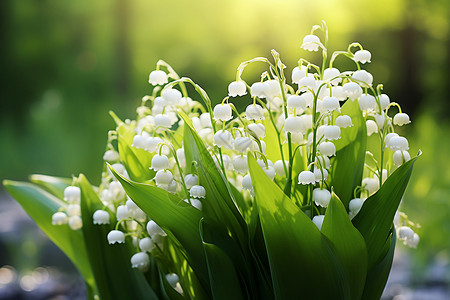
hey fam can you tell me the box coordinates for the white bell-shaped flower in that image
[387,136,409,151]
[184,174,199,189]
[250,82,267,98]
[349,198,364,216]
[393,113,411,126]
[324,125,341,140]
[298,74,316,91]
[190,198,203,210]
[242,174,253,190]
[147,220,167,237]
[315,156,331,169]
[359,94,376,111]
[234,137,253,153]
[148,70,168,86]
[384,132,398,146]
[144,137,163,153]
[67,204,81,217]
[248,123,265,138]
[313,188,331,208]
[352,70,373,86]
[406,233,420,248]
[155,170,173,185]
[93,210,110,225]
[375,114,386,129]
[283,116,303,134]
[103,150,120,162]
[366,120,378,136]
[318,141,336,157]
[354,50,371,64]
[323,68,341,86]
[262,166,276,180]
[132,135,146,149]
[151,155,169,171]
[312,215,325,230]
[343,82,363,100]
[322,96,340,112]
[287,95,307,110]
[176,148,186,168]
[379,94,390,110]
[139,237,155,253]
[154,114,173,129]
[300,92,314,108]
[264,80,281,98]
[228,81,247,97]
[233,155,249,173]
[274,160,288,176]
[290,132,304,144]
[313,167,328,182]
[332,86,347,101]
[161,89,182,105]
[298,171,316,185]
[292,65,307,84]
[131,252,150,269]
[398,226,414,240]
[336,115,353,128]
[245,104,265,120]
[214,130,233,149]
[64,186,81,204]
[301,34,321,52]
[393,150,411,167]
[107,230,125,244]
[190,185,206,198]
[116,205,131,221]
[213,104,233,121]
[166,273,184,294]
[52,212,68,225]
[362,177,379,195]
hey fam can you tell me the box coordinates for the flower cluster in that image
[51,22,419,286]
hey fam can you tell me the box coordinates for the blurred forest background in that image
[0,0,449,297]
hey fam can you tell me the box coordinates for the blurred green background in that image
[0,0,449,295]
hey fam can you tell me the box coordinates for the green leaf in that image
[117,123,155,182]
[352,154,419,269]
[3,180,96,293]
[322,192,368,300]
[360,230,396,300]
[248,155,350,300]
[329,99,367,208]
[29,174,72,199]
[200,221,246,300]
[78,174,158,300]
[108,165,211,299]
[179,111,247,248]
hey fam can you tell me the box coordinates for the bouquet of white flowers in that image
[4,22,420,300]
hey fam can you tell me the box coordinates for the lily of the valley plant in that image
[4,22,420,300]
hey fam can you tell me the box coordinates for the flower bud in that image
[190,185,206,198]
[312,215,325,230]
[393,113,411,126]
[155,170,173,185]
[151,155,169,171]
[354,50,371,64]
[103,150,120,162]
[93,210,110,225]
[362,177,379,195]
[245,104,265,120]
[213,104,233,121]
[393,150,411,167]
[301,34,320,52]
[68,216,82,230]
[349,198,364,216]
[52,212,68,225]
[190,199,203,210]
[184,174,199,189]
[242,174,253,190]
[176,148,185,168]
[148,70,168,86]
[379,94,390,110]
[336,115,353,128]
[64,186,81,204]
[228,81,247,97]
[116,205,131,221]
[139,237,155,252]
[366,120,378,136]
[298,171,316,185]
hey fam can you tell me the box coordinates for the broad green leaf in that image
[329,99,366,208]
[108,166,211,299]
[262,118,288,163]
[30,174,72,199]
[248,155,350,300]
[322,192,368,300]
[200,221,246,300]
[179,111,247,248]
[3,180,96,293]
[360,230,396,300]
[78,174,158,300]
[352,154,419,269]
